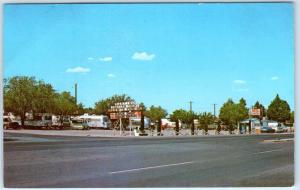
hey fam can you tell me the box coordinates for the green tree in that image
[267,94,291,123]
[170,109,188,124]
[76,103,86,115]
[94,94,133,115]
[4,76,37,126]
[219,98,248,133]
[290,111,294,124]
[170,109,196,127]
[237,98,249,121]
[219,99,237,133]
[53,91,77,122]
[144,105,168,122]
[199,112,214,133]
[83,107,95,115]
[32,81,56,114]
[219,99,235,123]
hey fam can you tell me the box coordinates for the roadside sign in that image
[108,101,142,119]
[250,108,261,116]
[109,111,141,119]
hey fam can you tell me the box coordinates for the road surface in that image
[4,132,294,187]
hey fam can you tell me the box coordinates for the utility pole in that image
[189,101,193,112]
[75,83,78,105]
[213,103,217,118]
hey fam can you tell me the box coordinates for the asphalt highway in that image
[4,132,294,187]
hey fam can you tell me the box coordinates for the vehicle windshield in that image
[72,120,83,124]
[44,116,52,120]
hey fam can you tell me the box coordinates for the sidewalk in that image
[3,129,271,138]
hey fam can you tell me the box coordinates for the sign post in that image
[108,101,143,136]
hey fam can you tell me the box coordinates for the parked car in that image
[61,116,71,129]
[3,116,21,130]
[276,123,288,133]
[282,125,289,133]
[275,125,286,133]
[260,126,275,133]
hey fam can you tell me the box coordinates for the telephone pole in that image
[189,101,193,112]
[75,83,77,105]
[213,103,217,118]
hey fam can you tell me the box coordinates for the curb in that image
[263,138,294,143]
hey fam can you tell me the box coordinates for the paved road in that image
[4,133,294,187]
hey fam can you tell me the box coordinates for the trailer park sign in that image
[250,108,261,116]
[108,101,143,119]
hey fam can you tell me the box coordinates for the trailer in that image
[77,114,111,129]
[24,113,53,129]
[127,117,150,130]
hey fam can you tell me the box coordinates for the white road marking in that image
[252,149,283,155]
[109,161,194,174]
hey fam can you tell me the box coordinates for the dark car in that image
[260,126,275,133]
[3,117,21,130]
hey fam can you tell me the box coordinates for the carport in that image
[239,118,261,134]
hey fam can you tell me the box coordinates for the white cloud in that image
[88,57,94,61]
[271,76,279,80]
[233,80,246,84]
[235,88,249,92]
[99,57,112,62]
[132,52,155,61]
[66,66,90,73]
[107,73,116,78]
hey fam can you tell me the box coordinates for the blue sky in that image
[4,3,294,114]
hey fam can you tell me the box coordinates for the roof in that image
[240,118,260,124]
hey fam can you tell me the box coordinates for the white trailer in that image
[161,118,176,129]
[77,114,111,129]
[128,117,150,130]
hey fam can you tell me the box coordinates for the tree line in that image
[3,76,294,130]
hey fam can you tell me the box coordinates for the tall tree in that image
[32,81,56,114]
[199,112,214,133]
[170,109,190,124]
[4,76,37,126]
[82,107,95,115]
[219,99,238,133]
[267,94,291,123]
[219,99,235,123]
[144,105,167,134]
[139,103,147,132]
[76,103,86,115]
[237,98,249,121]
[289,111,294,124]
[170,109,197,130]
[144,105,168,122]
[53,91,77,122]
